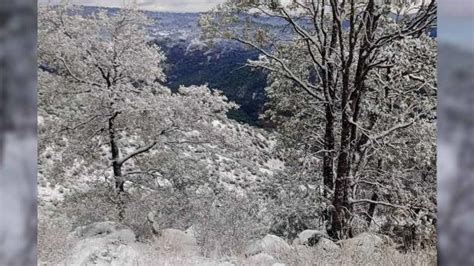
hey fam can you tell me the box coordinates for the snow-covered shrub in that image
[61,182,122,229]
[380,210,437,252]
[61,181,198,240]
[259,170,324,241]
[192,193,267,257]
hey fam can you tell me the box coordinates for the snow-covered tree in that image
[38,5,237,219]
[201,0,437,240]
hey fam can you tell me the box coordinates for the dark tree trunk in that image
[108,112,123,191]
[366,193,378,227]
[322,104,335,232]
[330,72,354,239]
[329,1,378,239]
[113,161,124,191]
[108,111,126,220]
[321,29,337,232]
[330,123,353,239]
[322,104,334,197]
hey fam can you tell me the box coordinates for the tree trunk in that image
[322,104,335,232]
[322,104,335,197]
[330,123,353,239]
[108,111,125,220]
[113,161,124,191]
[330,71,354,239]
[366,193,378,227]
[108,112,123,191]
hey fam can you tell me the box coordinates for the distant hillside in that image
[157,40,267,126]
[79,6,437,127]
[79,7,290,126]
[145,11,277,126]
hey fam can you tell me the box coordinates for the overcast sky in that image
[38,0,226,12]
[439,0,474,17]
[38,0,473,16]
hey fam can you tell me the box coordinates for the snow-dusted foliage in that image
[37,5,246,216]
[202,0,437,244]
[38,5,281,230]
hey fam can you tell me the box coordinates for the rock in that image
[65,239,142,266]
[184,225,196,238]
[246,253,277,266]
[315,238,340,253]
[160,228,197,245]
[156,228,200,255]
[292,230,327,246]
[70,221,136,243]
[340,232,384,253]
[218,261,236,266]
[293,244,311,257]
[64,222,142,265]
[292,238,341,264]
[339,232,387,263]
[246,234,291,259]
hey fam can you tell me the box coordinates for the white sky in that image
[38,0,226,12]
[38,0,474,16]
[439,0,474,17]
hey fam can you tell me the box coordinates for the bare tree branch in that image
[116,141,157,165]
[350,199,409,209]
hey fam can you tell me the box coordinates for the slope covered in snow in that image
[38,115,283,203]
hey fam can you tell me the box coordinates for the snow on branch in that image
[116,141,157,165]
[350,198,409,209]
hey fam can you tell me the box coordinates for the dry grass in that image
[280,245,436,266]
[38,220,436,266]
[40,188,436,266]
[140,232,436,266]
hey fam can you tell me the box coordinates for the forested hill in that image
[145,11,286,126]
[79,7,437,126]
[155,39,267,126]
